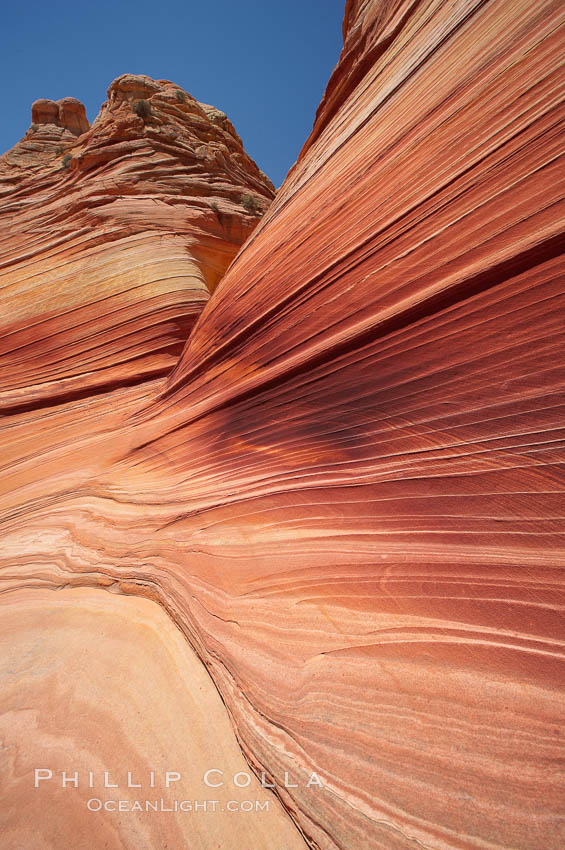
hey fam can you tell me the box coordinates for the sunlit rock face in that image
[1,2,564,850]
[0,74,274,413]
[0,588,307,850]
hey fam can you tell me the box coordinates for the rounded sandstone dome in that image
[56,97,89,135]
[31,98,59,125]
[107,73,161,103]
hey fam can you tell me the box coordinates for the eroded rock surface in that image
[1,2,564,849]
[0,589,306,850]
[0,74,274,412]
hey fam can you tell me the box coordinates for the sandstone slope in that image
[0,74,274,413]
[1,2,564,849]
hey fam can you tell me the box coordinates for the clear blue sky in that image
[1,0,345,187]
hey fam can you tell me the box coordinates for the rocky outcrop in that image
[0,74,274,412]
[1,2,564,849]
[31,97,90,135]
[2,98,91,169]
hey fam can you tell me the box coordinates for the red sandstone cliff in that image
[0,74,273,413]
[1,1,564,849]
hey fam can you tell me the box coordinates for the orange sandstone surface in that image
[0,73,274,412]
[1,1,564,849]
[0,589,306,850]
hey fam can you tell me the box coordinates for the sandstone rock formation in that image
[0,74,274,412]
[0,588,306,850]
[1,1,564,849]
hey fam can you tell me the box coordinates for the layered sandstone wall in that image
[1,2,564,849]
[0,74,274,413]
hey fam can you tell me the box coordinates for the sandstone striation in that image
[1,2,564,849]
[0,588,306,850]
[0,74,274,412]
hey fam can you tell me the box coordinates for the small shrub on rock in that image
[241,194,263,215]
[175,90,186,104]
[61,154,72,170]
[133,99,151,120]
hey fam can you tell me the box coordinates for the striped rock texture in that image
[0,588,306,850]
[0,73,274,413]
[1,1,564,849]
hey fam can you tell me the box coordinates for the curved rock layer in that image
[0,74,274,412]
[0,588,306,850]
[1,1,564,849]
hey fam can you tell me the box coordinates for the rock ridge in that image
[0,74,275,412]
